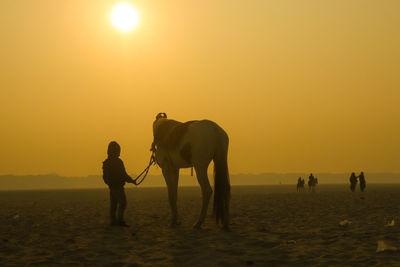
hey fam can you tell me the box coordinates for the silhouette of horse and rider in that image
[296,177,305,192]
[307,173,318,192]
[297,174,318,192]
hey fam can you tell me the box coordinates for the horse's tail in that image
[213,130,230,227]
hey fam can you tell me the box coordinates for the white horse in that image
[151,113,230,229]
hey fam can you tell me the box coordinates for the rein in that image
[133,151,156,185]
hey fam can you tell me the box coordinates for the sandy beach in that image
[1,184,400,266]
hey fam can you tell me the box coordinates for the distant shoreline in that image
[1,173,399,191]
[2,182,400,192]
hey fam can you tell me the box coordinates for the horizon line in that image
[1,172,400,177]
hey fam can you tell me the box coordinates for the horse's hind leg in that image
[162,167,180,227]
[193,165,212,229]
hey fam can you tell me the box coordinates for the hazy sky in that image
[1,0,399,176]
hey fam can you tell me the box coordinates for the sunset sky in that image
[1,0,399,176]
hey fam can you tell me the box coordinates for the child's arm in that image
[119,159,135,184]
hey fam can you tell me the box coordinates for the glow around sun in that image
[110,2,139,33]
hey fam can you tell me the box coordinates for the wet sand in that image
[1,185,400,266]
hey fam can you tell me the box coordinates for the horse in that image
[297,178,305,192]
[151,113,230,229]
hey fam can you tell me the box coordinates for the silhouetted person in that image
[359,172,366,192]
[102,141,135,227]
[349,172,357,192]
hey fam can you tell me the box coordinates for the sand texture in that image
[1,185,400,266]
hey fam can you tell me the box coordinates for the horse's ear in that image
[156,112,168,120]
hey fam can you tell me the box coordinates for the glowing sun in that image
[110,2,139,33]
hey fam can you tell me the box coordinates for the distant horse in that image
[152,113,230,229]
[297,178,305,192]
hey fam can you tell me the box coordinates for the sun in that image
[110,2,139,33]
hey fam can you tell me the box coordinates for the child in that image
[102,141,135,227]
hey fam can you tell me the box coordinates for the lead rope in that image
[133,152,156,185]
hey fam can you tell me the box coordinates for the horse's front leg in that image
[162,167,180,227]
[193,165,212,229]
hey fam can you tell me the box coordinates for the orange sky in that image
[1,0,399,176]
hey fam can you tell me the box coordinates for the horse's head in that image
[156,113,167,120]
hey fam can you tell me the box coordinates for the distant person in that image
[359,172,366,192]
[102,141,135,227]
[349,172,357,192]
